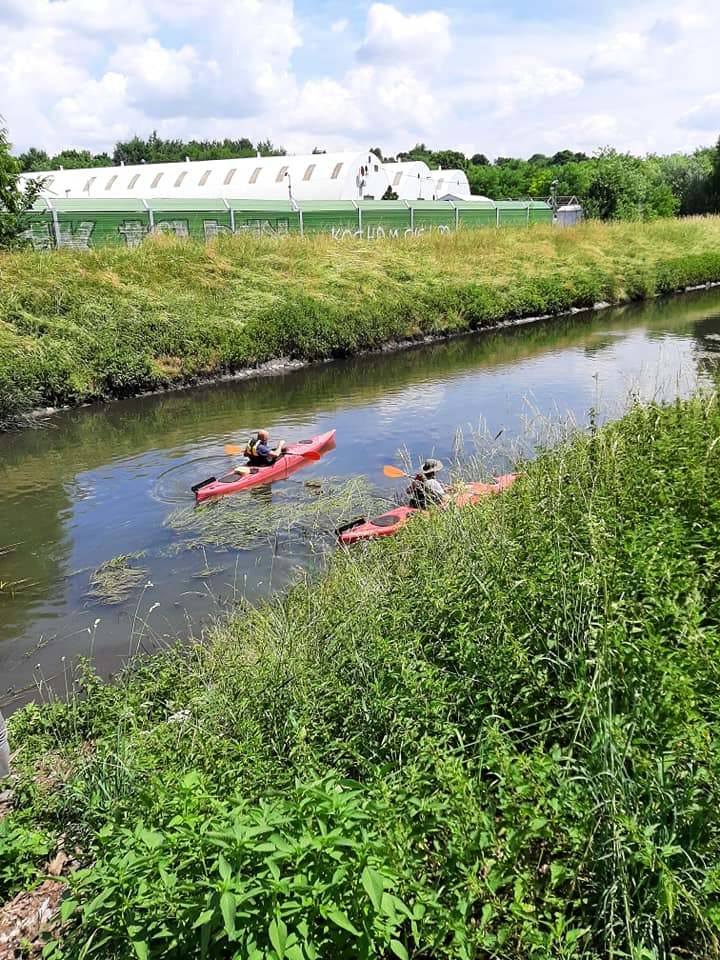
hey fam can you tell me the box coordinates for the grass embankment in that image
[4,394,720,958]
[2,217,720,425]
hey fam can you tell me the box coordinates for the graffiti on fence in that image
[20,216,460,250]
[329,224,452,241]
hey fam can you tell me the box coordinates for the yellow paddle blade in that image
[225,445,244,455]
[383,465,408,479]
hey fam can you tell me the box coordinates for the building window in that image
[128,175,140,189]
[83,176,96,192]
[331,163,343,180]
[105,175,118,190]
[199,170,211,186]
[392,173,402,186]
[174,171,187,187]
[275,165,289,183]
[224,168,237,185]
[374,164,379,172]
[303,164,316,181]
[151,173,163,188]
[249,167,262,184]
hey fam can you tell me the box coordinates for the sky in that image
[1,0,718,159]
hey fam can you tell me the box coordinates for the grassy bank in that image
[4,393,720,958]
[2,217,720,425]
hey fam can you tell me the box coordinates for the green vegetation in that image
[3,216,720,427]
[17,131,286,173]
[4,393,720,957]
[87,553,148,605]
[0,120,44,249]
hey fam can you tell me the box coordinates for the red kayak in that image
[338,474,517,544]
[193,429,336,502]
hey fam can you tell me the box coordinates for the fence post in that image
[496,206,500,228]
[526,203,531,226]
[48,200,61,248]
[299,208,304,238]
[222,197,235,233]
[142,199,154,231]
[354,201,362,236]
[454,205,459,231]
[408,201,414,231]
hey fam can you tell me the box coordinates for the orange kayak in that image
[338,473,517,544]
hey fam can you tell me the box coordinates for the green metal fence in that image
[20,197,556,250]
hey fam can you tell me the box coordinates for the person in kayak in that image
[236,430,287,472]
[407,459,447,509]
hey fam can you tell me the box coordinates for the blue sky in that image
[1,0,717,158]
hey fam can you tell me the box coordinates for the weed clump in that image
[87,553,148,605]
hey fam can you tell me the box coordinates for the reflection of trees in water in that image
[691,308,720,386]
[0,480,71,681]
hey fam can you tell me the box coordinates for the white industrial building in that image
[383,161,435,201]
[432,169,472,201]
[23,151,391,203]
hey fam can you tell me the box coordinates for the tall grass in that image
[5,393,720,957]
[2,217,720,426]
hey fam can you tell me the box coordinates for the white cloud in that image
[0,0,718,161]
[587,32,648,80]
[110,39,200,102]
[493,63,583,117]
[681,93,720,131]
[358,3,451,65]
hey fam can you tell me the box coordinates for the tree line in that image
[374,142,720,220]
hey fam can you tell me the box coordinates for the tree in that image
[18,147,50,172]
[711,136,720,212]
[470,153,489,166]
[0,121,45,249]
[583,150,644,220]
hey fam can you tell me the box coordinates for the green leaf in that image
[131,941,149,960]
[220,890,236,940]
[193,908,216,929]
[60,898,78,922]
[139,828,164,850]
[361,866,385,911]
[390,940,409,960]
[326,909,361,937]
[218,854,232,883]
[269,916,288,957]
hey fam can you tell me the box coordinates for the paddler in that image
[406,458,447,509]
[234,430,287,474]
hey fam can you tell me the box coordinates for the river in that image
[2,289,720,711]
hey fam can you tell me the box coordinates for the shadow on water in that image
[2,288,720,710]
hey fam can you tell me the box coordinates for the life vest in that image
[244,437,261,458]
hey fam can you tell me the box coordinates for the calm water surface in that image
[2,290,720,710]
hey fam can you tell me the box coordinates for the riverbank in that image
[2,217,720,427]
[3,392,720,957]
